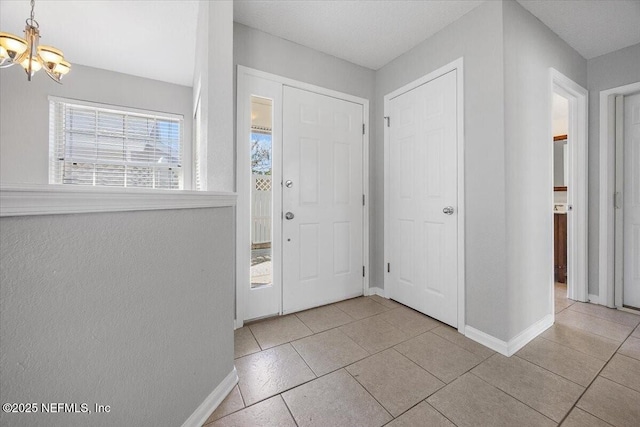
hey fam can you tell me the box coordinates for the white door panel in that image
[283,87,364,313]
[389,70,458,327]
[624,92,640,309]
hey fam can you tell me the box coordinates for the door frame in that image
[550,69,589,306]
[236,66,370,328]
[599,82,640,308]
[383,58,465,333]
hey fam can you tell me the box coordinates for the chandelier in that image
[0,0,70,83]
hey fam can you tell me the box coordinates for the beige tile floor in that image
[205,284,640,426]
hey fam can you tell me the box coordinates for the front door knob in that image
[443,206,454,215]
[285,212,295,220]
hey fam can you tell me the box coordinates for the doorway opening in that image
[552,93,571,307]
[549,69,588,314]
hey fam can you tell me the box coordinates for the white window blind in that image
[193,93,203,191]
[49,98,184,190]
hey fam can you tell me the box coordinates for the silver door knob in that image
[443,206,454,215]
[285,212,295,220]
[285,180,293,188]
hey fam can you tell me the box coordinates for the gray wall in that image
[0,208,235,427]
[193,0,235,192]
[234,23,375,102]
[586,43,640,296]
[501,0,587,338]
[0,64,193,187]
[233,22,376,285]
[375,1,510,339]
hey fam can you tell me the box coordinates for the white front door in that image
[624,92,640,309]
[388,70,458,327]
[282,86,364,314]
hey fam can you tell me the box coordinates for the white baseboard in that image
[367,286,385,297]
[234,318,244,330]
[506,314,554,356]
[465,314,554,357]
[182,367,238,427]
[588,294,601,305]
[465,326,509,356]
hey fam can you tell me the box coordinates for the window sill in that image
[0,184,236,217]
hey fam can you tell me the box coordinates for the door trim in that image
[599,81,640,308]
[236,66,370,328]
[550,69,589,308]
[383,57,465,333]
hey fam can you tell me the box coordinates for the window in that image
[49,98,184,190]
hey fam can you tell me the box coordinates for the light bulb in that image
[21,56,42,76]
[0,32,28,61]
[38,45,64,66]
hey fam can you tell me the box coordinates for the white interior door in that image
[623,92,640,309]
[282,86,364,314]
[388,70,458,327]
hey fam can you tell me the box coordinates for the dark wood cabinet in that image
[554,213,567,283]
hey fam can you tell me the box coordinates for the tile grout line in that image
[539,325,637,427]
[511,353,598,389]
[598,368,640,395]
[245,322,266,352]
[279,393,300,427]
[421,399,459,427]
[565,303,640,326]
[536,333,616,362]
[342,367,395,421]
[560,306,640,332]
[467,371,558,425]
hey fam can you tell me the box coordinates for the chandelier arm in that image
[43,65,62,84]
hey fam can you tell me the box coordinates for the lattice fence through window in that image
[255,176,272,191]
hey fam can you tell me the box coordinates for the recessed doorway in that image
[549,69,588,312]
[236,67,370,327]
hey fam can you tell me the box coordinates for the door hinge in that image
[362,123,365,135]
[384,116,390,127]
[614,192,622,209]
[362,194,365,206]
[387,263,390,273]
[362,266,365,277]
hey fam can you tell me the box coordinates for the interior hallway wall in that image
[375,0,509,339]
[501,0,587,339]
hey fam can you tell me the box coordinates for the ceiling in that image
[517,0,640,59]
[234,0,639,69]
[1,1,638,86]
[234,0,485,70]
